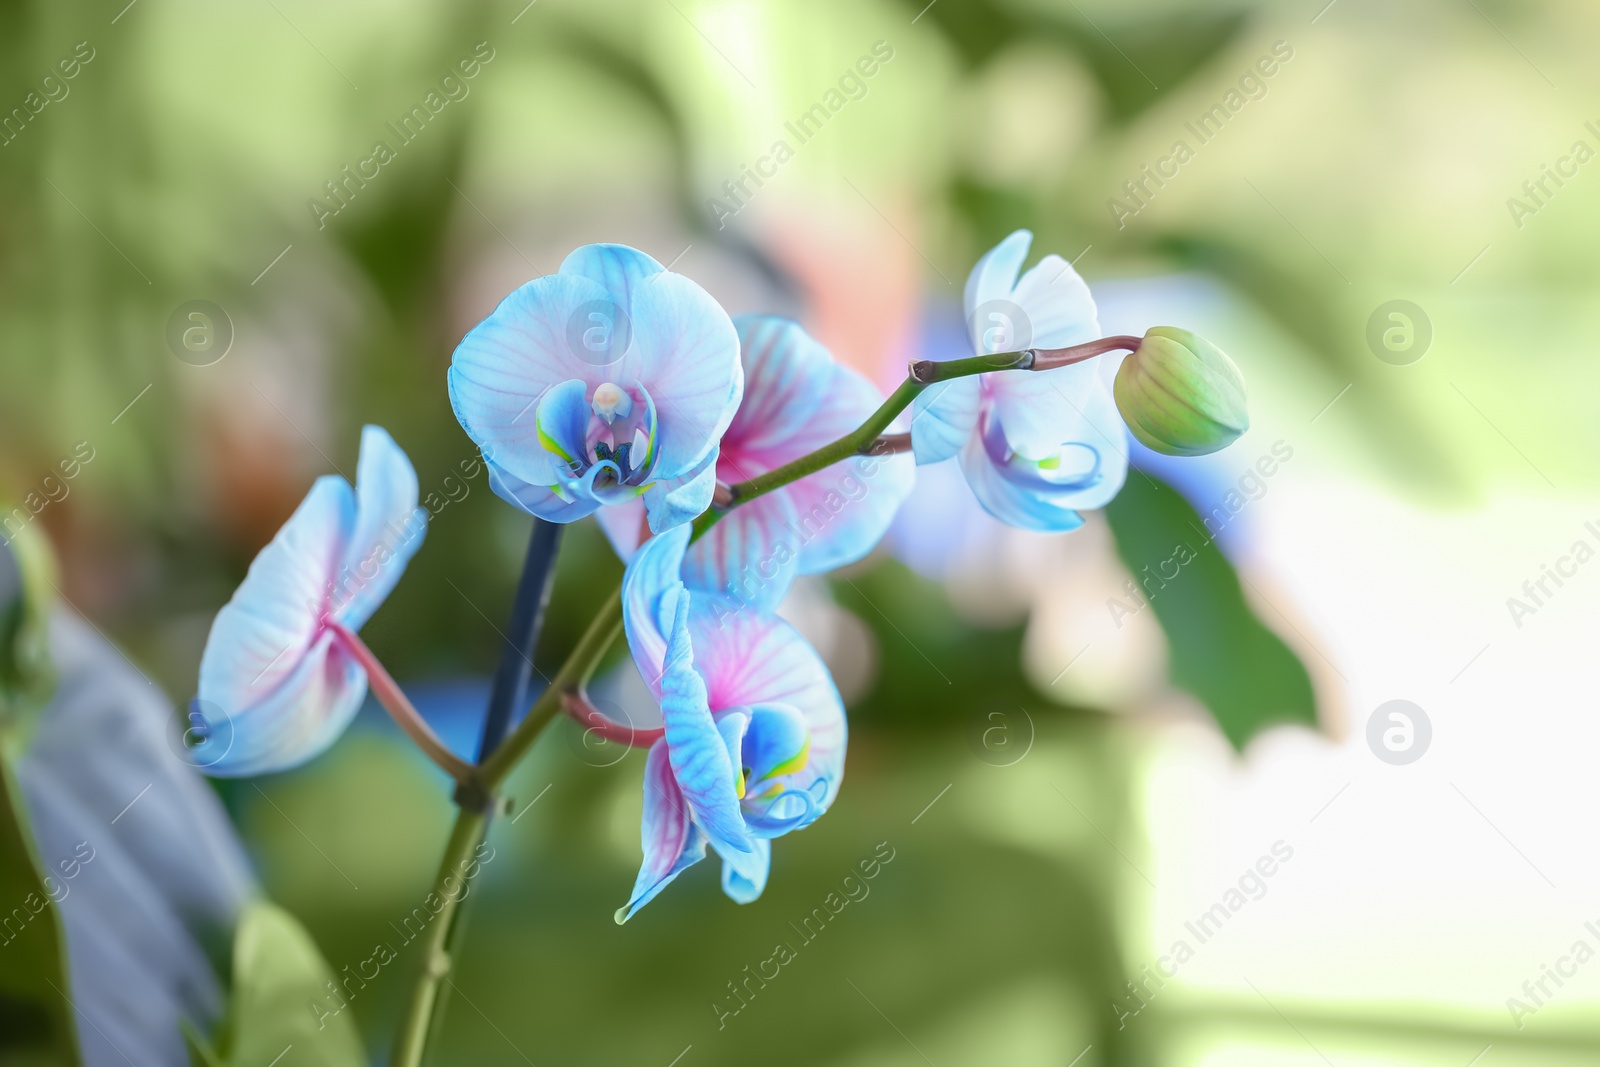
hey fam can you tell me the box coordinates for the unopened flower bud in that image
[1113,327,1248,457]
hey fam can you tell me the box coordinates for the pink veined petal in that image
[782,447,914,576]
[686,603,845,811]
[721,315,913,577]
[963,229,1033,350]
[623,272,742,481]
[658,591,752,859]
[198,476,354,719]
[680,489,802,614]
[722,317,844,467]
[335,426,427,630]
[617,739,708,923]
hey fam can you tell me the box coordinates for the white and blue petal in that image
[533,378,594,471]
[624,272,743,481]
[963,229,1033,350]
[621,525,692,688]
[198,476,352,726]
[197,429,425,775]
[957,421,1086,533]
[561,243,664,317]
[641,448,718,535]
[485,457,601,524]
[449,271,624,490]
[1009,250,1099,351]
[657,592,752,860]
[720,837,771,905]
[910,375,981,466]
[335,425,427,630]
[617,739,709,923]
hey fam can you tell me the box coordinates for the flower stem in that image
[390,806,488,1067]
[477,520,564,761]
[1028,334,1141,371]
[706,348,1040,519]
[563,688,664,748]
[327,621,473,785]
[389,335,1123,1063]
[478,587,623,790]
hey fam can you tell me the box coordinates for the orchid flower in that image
[600,315,914,610]
[612,525,845,922]
[449,244,743,534]
[195,426,431,777]
[911,229,1129,531]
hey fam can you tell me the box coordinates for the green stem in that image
[479,587,622,790]
[391,806,488,1067]
[698,348,1033,528]
[390,342,1049,1064]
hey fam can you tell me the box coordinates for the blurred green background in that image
[4,0,1599,1063]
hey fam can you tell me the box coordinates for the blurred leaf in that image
[0,750,79,1066]
[0,523,57,740]
[218,901,364,1067]
[1104,469,1317,748]
[16,610,256,1065]
[920,0,1249,122]
[182,1019,224,1067]
[1156,233,1460,492]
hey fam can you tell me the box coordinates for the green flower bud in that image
[1113,327,1248,457]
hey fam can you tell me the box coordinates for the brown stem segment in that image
[1027,334,1142,371]
[874,432,912,454]
[562,689,664,748]
[327,621,474,785]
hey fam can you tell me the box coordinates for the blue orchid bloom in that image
[195,426,426,776]
[911,229,1129,531]
[449,244,744,534]
[615,524,845,922]
[600,314,914,611]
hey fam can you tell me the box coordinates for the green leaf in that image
[1104,469,1318,749]
[0,532,74,1066]
[0,522,57,743]
[0,750,80,1066]
[218,901,364,1067]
